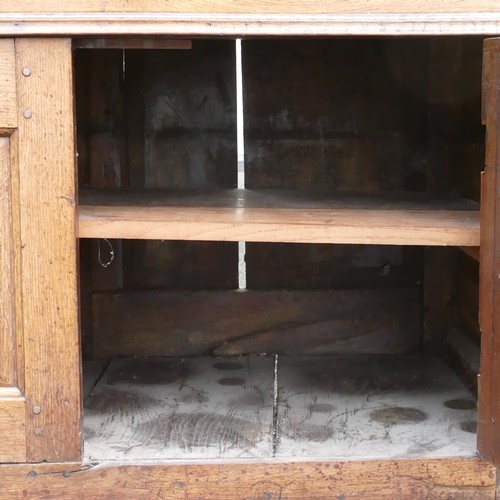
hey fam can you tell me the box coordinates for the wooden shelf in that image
[78,189,480,246]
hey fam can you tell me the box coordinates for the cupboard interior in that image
[75,37,484,462]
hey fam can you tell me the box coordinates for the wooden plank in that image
[15,38,81,462]
[3,1,500,14]
[79,189,480,246]
[0,39,16,129]
[446,328,481,379]
[423,248,455,354]
[84,356,274,461]
[478,37,500,464]
[0,458,495,499]
[74,38,192,50]
[3,4,500,37]
[0,397,26,463]
[276,356,477,460]
[246,242,420,290]
[0,137,17,386]
[91,289,420,358]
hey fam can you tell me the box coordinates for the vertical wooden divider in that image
[479,37,500,464]
[15,38,81,462]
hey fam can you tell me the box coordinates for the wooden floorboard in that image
[275,355,477,460]
[78,189,480,246]
[84,356,274,461]
[84,355,477,463]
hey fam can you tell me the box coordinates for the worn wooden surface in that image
[3,2,500,36]
[92,289,420,358]
[124,41,238,290]
[0,457,495,499]
[3,1,500,14]
[84,355,477,463]
[79,189,480,245]
[478,37,499,464]
[0,137,17,387]
[84,357,274,460]
[243,38,425,290]
[15,38,81,462]
[0,397,26,463]
[276,356,477,460]
[0,40,16,129]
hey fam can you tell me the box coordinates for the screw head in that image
[23,109,32,119]
[22,67,31,77]
[32,405,41,415]
[34,427,43,437]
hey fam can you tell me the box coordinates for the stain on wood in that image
[276,356,477,460]
[84,356,274,460]
[0,457,495,499]
[92,288,420,358]
[84,355,477,464]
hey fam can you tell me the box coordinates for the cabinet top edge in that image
[3,12,500,36]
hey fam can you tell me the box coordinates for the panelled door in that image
[0,38,80,463]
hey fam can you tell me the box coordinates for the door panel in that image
[0,38,80,464]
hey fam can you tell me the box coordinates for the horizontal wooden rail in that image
[78,189,480,246]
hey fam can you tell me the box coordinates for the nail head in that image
[34,427,43,437]
[32,405,41,415]
[22,67,31,77]
[23,109,32,119]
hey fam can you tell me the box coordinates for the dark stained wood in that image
[74,38,192,50]
[0,458,495,499]
[457,251,480,338]
[478,37,500,464]
[423,248,455,354]
[91,289,420,358]
[86,49,125,291]
[242,38,428,290]
[124,40,238,290]
[276,355,477,460]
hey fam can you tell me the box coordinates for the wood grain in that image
[123,41,238,290]
[0,137,17,386]
[0,458,495,499]
[478,38,499,463]
[15,38,81,462]
[84,357,274,461]
[0,397,26,463]
[92,289,420,358]
[3,0,500,14]
[79,189,480,246]
[0,39,16,129]
[276,356,477,460]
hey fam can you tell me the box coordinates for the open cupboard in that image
[2,4,500,498]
